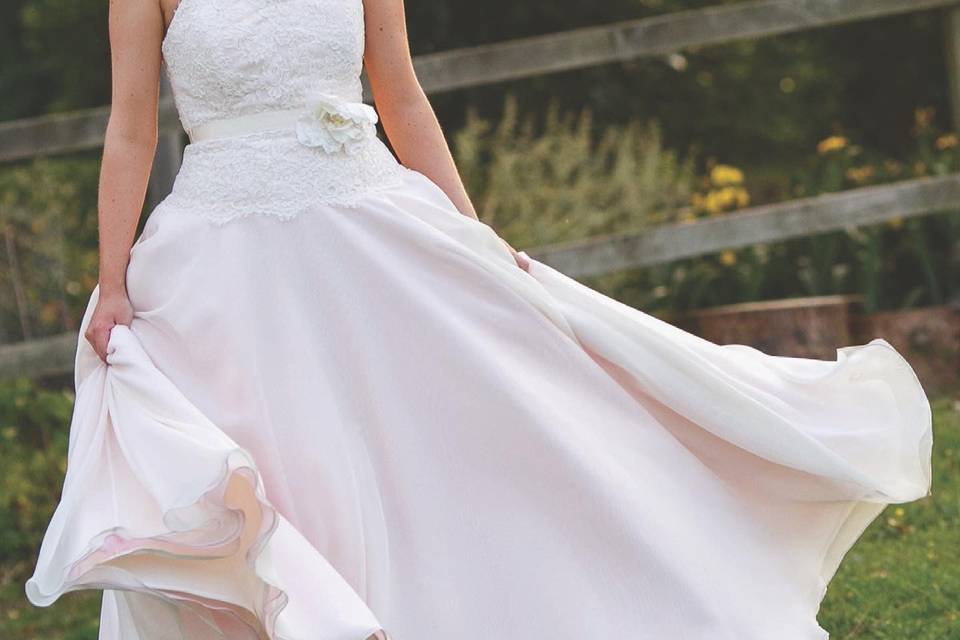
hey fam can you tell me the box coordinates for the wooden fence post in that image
[945,6,960,132]
[146,69,183,212]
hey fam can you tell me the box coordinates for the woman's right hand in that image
[85,289,134,364]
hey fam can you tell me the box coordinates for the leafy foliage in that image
[0,156,100,343]
[1,0,951,172]
[0,378,73,576]
[455,95,697,248]
[0,377,103,638]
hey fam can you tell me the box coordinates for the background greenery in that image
[1,0,952,167]
[1,0,958,637]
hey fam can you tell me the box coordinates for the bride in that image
[25,0,933,638]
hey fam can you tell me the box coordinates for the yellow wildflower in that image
[703,191,723,216]
[719,250,737,266]
[710,164,744,186]
[817,136,848,155]
[734,187,750,208]
[936,133,959,150]
[717,187,738,209]
[887,216,904,229]
[894,507,905,518]
[845,165,875,184]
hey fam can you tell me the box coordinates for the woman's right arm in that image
[85,0,165,363]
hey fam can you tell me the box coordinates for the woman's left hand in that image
[500,237,530,272]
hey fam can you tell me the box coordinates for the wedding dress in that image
[25,0,934,638]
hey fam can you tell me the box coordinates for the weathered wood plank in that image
[528,174,960,277]
[3,0,956,159]
[944,6,960,132]
[0,332,77,381]
[5,174,959,380]
[0,102,181,163]
[414,0,960,93]
[0,106,110,163]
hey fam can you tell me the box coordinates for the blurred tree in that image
[421,7,949,194]
[0,0,43,120]
[0,0,108,120]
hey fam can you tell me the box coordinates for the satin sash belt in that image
[188,108,308,143]
[186,95,380,150]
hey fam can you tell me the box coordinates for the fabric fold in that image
[416,190,932,509]
[525,257,933,503]
[402,181,933,599]
[521,257,933,594]
[25,324,382,640]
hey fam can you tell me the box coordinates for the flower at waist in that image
[295,93,379,154]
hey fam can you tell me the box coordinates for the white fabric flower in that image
[295,93,378,154]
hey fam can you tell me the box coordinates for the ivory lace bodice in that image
[158,0,404,225]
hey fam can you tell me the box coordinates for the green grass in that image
[818,395,960,639]
[2,396,957,639]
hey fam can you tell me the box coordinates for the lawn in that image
[818,395,960,638]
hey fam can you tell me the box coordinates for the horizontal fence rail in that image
[4,173,957,381]
[413,0,960,93]
[1,0,957,162]
[0,100,180,164]
[0,333,77,382]
[531,174,960,277]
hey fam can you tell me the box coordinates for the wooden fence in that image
[2,0,959,379]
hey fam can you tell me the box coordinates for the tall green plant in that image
[454,95,697,249]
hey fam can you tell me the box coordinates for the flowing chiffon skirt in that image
[25,164,933,639]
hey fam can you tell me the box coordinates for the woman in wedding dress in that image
[25,0,933,638]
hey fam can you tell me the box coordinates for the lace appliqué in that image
[158,0,408,225]
[161,0,366,133]
[162,130,406,226]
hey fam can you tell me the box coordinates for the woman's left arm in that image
[362,0,529,270]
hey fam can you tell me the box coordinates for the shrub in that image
[454,94,697,249]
